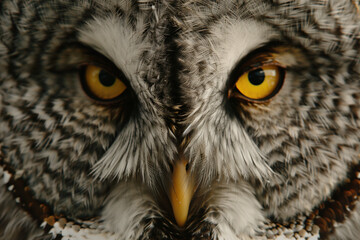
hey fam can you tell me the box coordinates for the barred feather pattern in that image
[0,0,360,239]
[175,0,360,222]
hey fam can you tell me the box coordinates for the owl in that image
[1,0,360,239]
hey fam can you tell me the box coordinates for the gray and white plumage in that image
[0,0,360,239]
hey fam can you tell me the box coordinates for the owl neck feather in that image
[0,148,360,239]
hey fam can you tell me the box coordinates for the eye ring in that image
[79,64,128,104]
[229,62,286,103]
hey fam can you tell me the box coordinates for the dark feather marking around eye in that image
[48,42,117,73]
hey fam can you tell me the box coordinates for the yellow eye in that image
[82,65,127,101]
[235,65,283,100]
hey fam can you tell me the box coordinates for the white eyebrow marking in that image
[78,15,151,82]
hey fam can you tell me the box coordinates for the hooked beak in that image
[169,157,195,227]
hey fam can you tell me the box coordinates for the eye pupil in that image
[99,70,116,87]
[248,68,265,86]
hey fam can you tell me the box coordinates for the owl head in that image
[1,0,360,239]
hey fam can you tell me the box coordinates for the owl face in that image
[1,0,360,239]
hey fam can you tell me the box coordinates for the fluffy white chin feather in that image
[205,181,264,239]
[101,180,264,239]
[101,182,158,240]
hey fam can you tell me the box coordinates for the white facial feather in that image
[181,19,277,182]
[214,20,276,78]
[204,181,264,239]
[79,14,176,182]
[1,0,360,240]
[102,182,159,240]
[79,16,150,82]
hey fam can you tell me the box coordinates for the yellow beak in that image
[169,158,195,227]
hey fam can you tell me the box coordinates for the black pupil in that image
[248,68,265,86]
[99,70,116,87]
